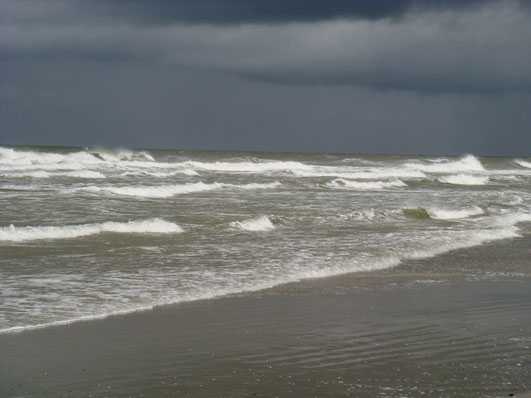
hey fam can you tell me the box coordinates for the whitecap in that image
[405,155,485,173]
[0,170,105,179]
[439,174,489,185]
[230,215,275,231]
[120,170,198,177]
[0,146,158,173]
[0,219,183,242]
[5,171,51,178]
[181,160,311,173]
[79,181,281,198]
[327,178,406,190]
[92,149,155,162]
[428,206,484,220]
[514,159,531,169]
[61,170,106,179]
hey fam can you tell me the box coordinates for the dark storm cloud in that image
[0,0,506,26]
[1,0,530,156]
[2,0,531,94]
[2,61,530,156]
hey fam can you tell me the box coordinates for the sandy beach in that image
[1,234,530,397]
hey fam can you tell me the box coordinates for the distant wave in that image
[0,147,162,174]
[327,178,406,190]
[439,174,489,185]
[0,171,50,178]
[0,170,106,179]
[120,170,198,177]
[0,147,103,170]
[89,149,155,162]
[514,159,531,169]
[60,171,106,179]
[0,219,182,242]
[181,160,312,173]
[79,181,281,198]
[230,215,276,231]
[295,168,426,180]
[405,155,485,173]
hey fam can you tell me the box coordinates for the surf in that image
[0,218,183,242]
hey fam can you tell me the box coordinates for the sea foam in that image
[79,181,280,198]
[327,178,406,190]
[120,170,198,177]
[405,155,485,173]
[514,159,531,169]
[0,147,162,173]
[294,168,426,180]
[0,219,183,242]
[0,170,106,179]
[428,206,484,220]
[181,160,311,173]
[439,174,489,185]
[230,215,276,231]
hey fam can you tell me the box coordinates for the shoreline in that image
[2,231,530,336]
[1,235,530,397]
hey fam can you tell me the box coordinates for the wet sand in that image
[1,236,530,397]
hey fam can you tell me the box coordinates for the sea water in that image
[1,146,530,332]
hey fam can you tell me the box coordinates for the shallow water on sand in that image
[0,236,529,397]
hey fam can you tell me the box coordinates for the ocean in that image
[1,145,530,333]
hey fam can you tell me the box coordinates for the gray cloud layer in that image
[1,0,530,156]
[2,1,531,93]
[0,0,502,25]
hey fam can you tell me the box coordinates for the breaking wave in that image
[345,206,485,222]
[230,215,276,231]
[402,206,484,220]
[0,170,106,179]
[439,174,489,185]
[179,160,312,174]
[327,178,406,190]
[79,181,281,198]
[120,170,198,177]
[0,171,51,178]
[514,159,531,169]
[0,219,183,242]
[89,149,155,162]
[0,147,158,172]
[428,206,484,220]
[405,155,485,173]
[294,168,425,180]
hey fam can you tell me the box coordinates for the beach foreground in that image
[1,235,530,398]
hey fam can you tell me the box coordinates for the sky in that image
[1,0,530,156]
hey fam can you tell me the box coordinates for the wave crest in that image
[79,181,281,198]
[439,174,489,185]
[230,215,276,231]
[0,219,183,242]
[514,159,531,169]
[405,155,485,173]
[327,178,406,190]
[428,206,484,220]
[182,160,311,173]
[90,149,155,162]
[403,206,485,220]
